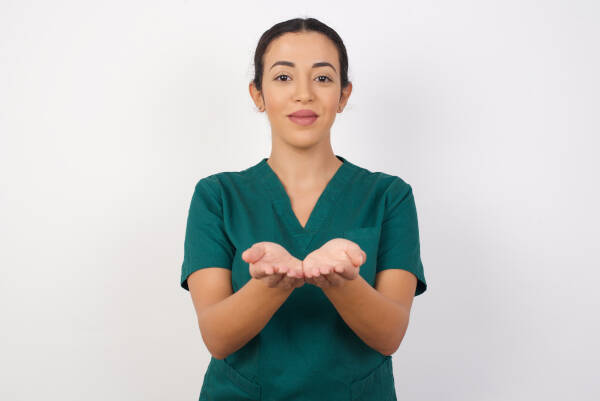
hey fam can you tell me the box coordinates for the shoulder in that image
[193,163,260,199]
[348,161,412,199]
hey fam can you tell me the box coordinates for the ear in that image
[249,81,264,111]
[338,82,353,112]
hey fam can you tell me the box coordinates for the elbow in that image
[380,335,403,356]
[211,351,227,360]
[375,335,401,356]
[381,310,409,356]
[204,336,228,360]
[209,343,232,360]
[198,319,228,360]
[381,342,400,356]
[378,335,400,356]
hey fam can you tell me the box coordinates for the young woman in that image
[180,17,427,401]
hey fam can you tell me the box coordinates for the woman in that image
[180,17,427,401]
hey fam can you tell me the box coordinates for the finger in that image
[342,265,361,280]
[313,274,331,289]
[322,270,335,286]
[286,268,303,279]
[251,264,268,279]
[252,270,264,279]
[278,275,297,290]
[324,271,345,287]
[302,260,319,279]
[267,264,285,275]
[308,266,324,278]
[243,244,266,264]
[265,272,285,288]
[242,245,258,263]
[275,265,289,275]
[327,262,350,280]
[320,265,343,286]
[345,248,365,267]
[320,265,333,275]
[336,264,358,280]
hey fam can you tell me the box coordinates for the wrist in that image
[253,277,296,297]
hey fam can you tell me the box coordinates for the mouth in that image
[287,109,319,126]
[287,114,318,126]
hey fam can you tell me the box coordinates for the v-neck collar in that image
[254,154,355,252]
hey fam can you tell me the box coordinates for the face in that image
[249,31,352,148]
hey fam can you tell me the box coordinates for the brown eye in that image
[316,75,333,83]
[275,74,290,81]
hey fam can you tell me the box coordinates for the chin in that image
[280,132,324,149]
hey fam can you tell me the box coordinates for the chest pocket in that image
[200,357,262,401]
[342,226,380,287]
[349,355,397,401]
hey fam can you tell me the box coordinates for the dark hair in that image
[252,17,350,99]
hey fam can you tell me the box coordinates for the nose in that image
[293,75,314,103]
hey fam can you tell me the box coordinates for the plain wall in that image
[1,1,598,400]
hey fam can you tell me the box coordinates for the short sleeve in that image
[180,176,235,291]
[377,178,427,296]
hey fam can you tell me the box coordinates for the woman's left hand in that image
[302,238,367,289]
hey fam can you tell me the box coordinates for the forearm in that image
[322,275,409,355]
[199,278,293,359]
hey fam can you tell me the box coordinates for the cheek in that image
[321,92,341,113]
[261,85,283,107]
[263,93,286,110]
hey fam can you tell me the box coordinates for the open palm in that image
[245,239,366,290]
[302,238,366,289]
[242,242,305,289]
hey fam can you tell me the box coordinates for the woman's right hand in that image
[242,242,305,290]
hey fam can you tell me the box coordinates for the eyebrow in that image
[269,60,337,73]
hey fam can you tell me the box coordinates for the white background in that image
[1,1,598,400]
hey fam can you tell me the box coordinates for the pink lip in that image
[288,115,318,126]
[287,109,318,126]
[288,109,318,117]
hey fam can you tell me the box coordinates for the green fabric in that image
[181,155,427,401]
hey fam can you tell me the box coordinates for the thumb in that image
[347,248,366,267]
[242,243,265,263]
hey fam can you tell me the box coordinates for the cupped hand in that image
[302,238,367,289]
[242,242,306,290]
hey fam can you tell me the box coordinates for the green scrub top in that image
[180,155,427,401]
